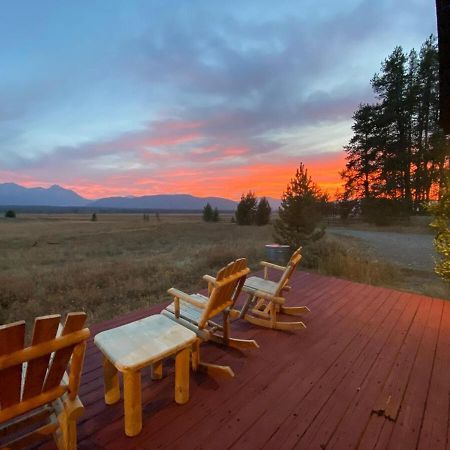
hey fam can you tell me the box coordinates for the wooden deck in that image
[39,271,450,449]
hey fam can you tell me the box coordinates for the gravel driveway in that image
[329,228,436,272]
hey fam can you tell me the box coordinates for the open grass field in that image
[1,213,447,328]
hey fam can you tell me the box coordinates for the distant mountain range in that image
[0,183,88,207]
[0,183,281,210]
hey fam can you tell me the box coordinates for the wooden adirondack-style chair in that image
[0,313,90,450]
[162,258,258,378]
[240,247,310,330]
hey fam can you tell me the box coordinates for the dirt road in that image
[329,228,436,272]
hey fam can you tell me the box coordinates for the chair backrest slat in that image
[22,315,61,401]
[0,322,25,409]
[43,312,87,391]
[276,247,302,295]
[199,258,249,328]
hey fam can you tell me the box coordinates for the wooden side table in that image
[94,314,197,437]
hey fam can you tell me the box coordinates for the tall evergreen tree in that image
[341,104,382,199]
[274,164,326,247]
[342,36,447,211]
[202,203,213,222]
[255,197,272,226]
[414,36,441,202]
[235,192,257,225]
[371,46,410,202]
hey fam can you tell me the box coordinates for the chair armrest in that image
[202,274,217,294]
[260,261,286,271]
[253,290,285,305]
[167,288,207,309]
[202,274,217,285]
[260,261,286,279]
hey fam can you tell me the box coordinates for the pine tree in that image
[341,104,382,199]
[342,36,446,212]
[273,164,326,247]
[202,203,213,222]
[255,197,271,226]
[371,45,409,202]
[235,192,257,225]
[212,207,220,222]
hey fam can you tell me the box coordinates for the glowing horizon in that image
[3,151,345,201]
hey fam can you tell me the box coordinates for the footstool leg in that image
[103,356,120,405]
[123,370,142,437]
[151,360,163,380]
[175,347,190,404]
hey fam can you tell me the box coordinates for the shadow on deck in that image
[39,271,450,450]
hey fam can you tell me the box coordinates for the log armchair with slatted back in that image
[0,312,90,450]
[240,247,310,331]
[162,258,259,378]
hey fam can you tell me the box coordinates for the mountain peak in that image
[0,182,88,207]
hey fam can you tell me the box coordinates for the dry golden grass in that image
[0,214,272,326]
[1,213,446,328]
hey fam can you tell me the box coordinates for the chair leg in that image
[191,339,200,371]
[198,362,235,378]
[244,313,307,331]
[226,337,259,350]
[54,396,84,450]
[191,338,235,378]
[280,305,311,315]
[62,413,77,450]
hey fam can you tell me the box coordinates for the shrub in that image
[255,197,271,225]
[5,210,16,218]
[361,198,409,225]
[91,213,97,222]
[429,175,450,281]
[302,235,398,286]
[273,163,327,247]
[235,191,257,225]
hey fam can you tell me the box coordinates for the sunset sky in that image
[0,0,437,200]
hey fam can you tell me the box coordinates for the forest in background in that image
[341,36,449,220]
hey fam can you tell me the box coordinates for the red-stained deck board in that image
[345,297,433,449]
[386,298,444,450]
[100,276,359,449]
[325,292,423,450]
[371,296,434,421]
[233,284,394,450]
[151,281,375,450]
[417,300,450,450]
[286,289,409,450]
[31,271,449,450]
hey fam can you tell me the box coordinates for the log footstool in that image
[94,314,197,436]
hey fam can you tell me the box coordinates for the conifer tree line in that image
[341,36,449,212]
[235,192,271,225]
[202,203,219,222]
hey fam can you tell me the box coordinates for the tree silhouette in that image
[235,192,257,225]
[274,163,326,247]
[255,197,271,226]
[202,203,214,222]
[342,37,445,211]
